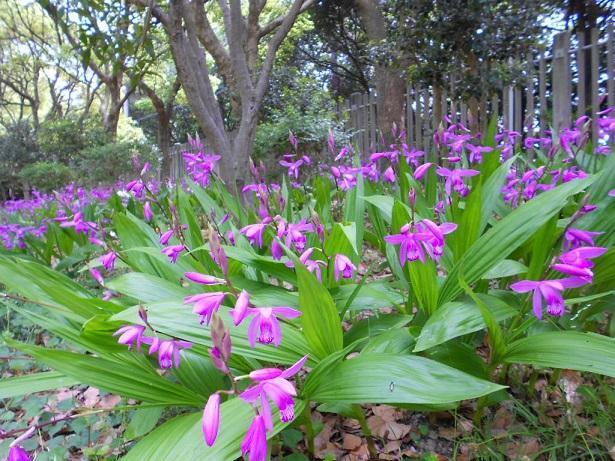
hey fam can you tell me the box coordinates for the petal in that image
[510,280,538,293]
[247,315,260,348]
[271,306,302,319]
[532,288,543,319]
[202,393,220,446]
[281,355,309,379]
[556,276,591,289]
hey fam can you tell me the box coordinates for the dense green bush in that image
[19,161,74,192]
[75,142,157,184]
[38,118,109,164]
[0,122,40,196]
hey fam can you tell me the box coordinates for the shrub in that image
[75,142,157,185]
[19,161,74,192]
[38,118,108,164]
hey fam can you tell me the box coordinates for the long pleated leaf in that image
[305,353,505,404]
[504,331,615,377]
[438,176,594,305]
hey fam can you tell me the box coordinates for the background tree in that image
[39,0,157,139]
[124,0,315,190]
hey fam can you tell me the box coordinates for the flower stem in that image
[352,404,377,458]
[302,403,315,456]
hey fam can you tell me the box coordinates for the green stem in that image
[352,404,377,458]
[302,403,315,456]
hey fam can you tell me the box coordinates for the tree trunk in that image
[355,0,406,148]
[375,67,406,147]
[101,79,122,140]
[159,111,172,177]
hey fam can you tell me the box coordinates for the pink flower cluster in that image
[511,227,607,319]
[385,218,457,265]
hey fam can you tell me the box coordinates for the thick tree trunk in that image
[101,79,122,140]
[375,66,406,146]
[159,111,172,177]
[355,0,406,148]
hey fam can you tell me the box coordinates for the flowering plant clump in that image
[1,110,615,460]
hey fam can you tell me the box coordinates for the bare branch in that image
[255,0,312,102]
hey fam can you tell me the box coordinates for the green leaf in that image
[414,294,517,352]
[438,176,595,305]
[344,172,365,256]
[125,406,165,440]
[223,245,296,284]
[296,258,343,360]
[124,398,305,461]
[8,340,203,406]
[114,212,187,280]
[305,353,504,404]
[482,260,528,279]
[324,223,358,257]
[344,314,412,346]
[172,350,226,399]
[422,341,488,378]
[479,156,516,231]
[504,331,615,377]
[107,272,191,302]
[458,276,507,363]
[0,371,80,399]
[112,303,310,366]
[362,195,395,223]
[332,282,405,312]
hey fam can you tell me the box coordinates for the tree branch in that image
[258,0,315,38]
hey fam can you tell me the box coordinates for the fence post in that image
[576,31,586,117]
[590,28,599,144]
[552,31,572,133]
[538,51,547,138]
[608,23,614,110]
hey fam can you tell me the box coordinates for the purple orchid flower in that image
[564,228,603,249]
[184,152,221,187]
[559,246,608,269]
[241,414,268,461]
[184,272,225,285]
[160,229,174,245]
[279,157,304,179]
[414,162,433,180]
[385,219,457,265]
[300,248,326,281]
[383,166,396,183]
[232,304,301,347]
[240,355,308,429]
[143,201,153,221]
[161,245,184,263]
[466,144,493,163]
[8,445,31,461]
[240,219,271,248]
[100,251,118,271]
[184,292,227,325]
[436,167,480,197]
[510,277,589,319]
[90,267,104,285]
[202,393,221,446]
[113,325,147,352]
[334,254,356,281]
[385,224,432,264]
[145,337,192,369]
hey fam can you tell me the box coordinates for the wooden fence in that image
[339,26,615,153]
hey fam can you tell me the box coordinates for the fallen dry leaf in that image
[367,414,411,440]
[504,437,541,460]
[98,394,121,409]
[342,433,363,450]
[82,387,100,407]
